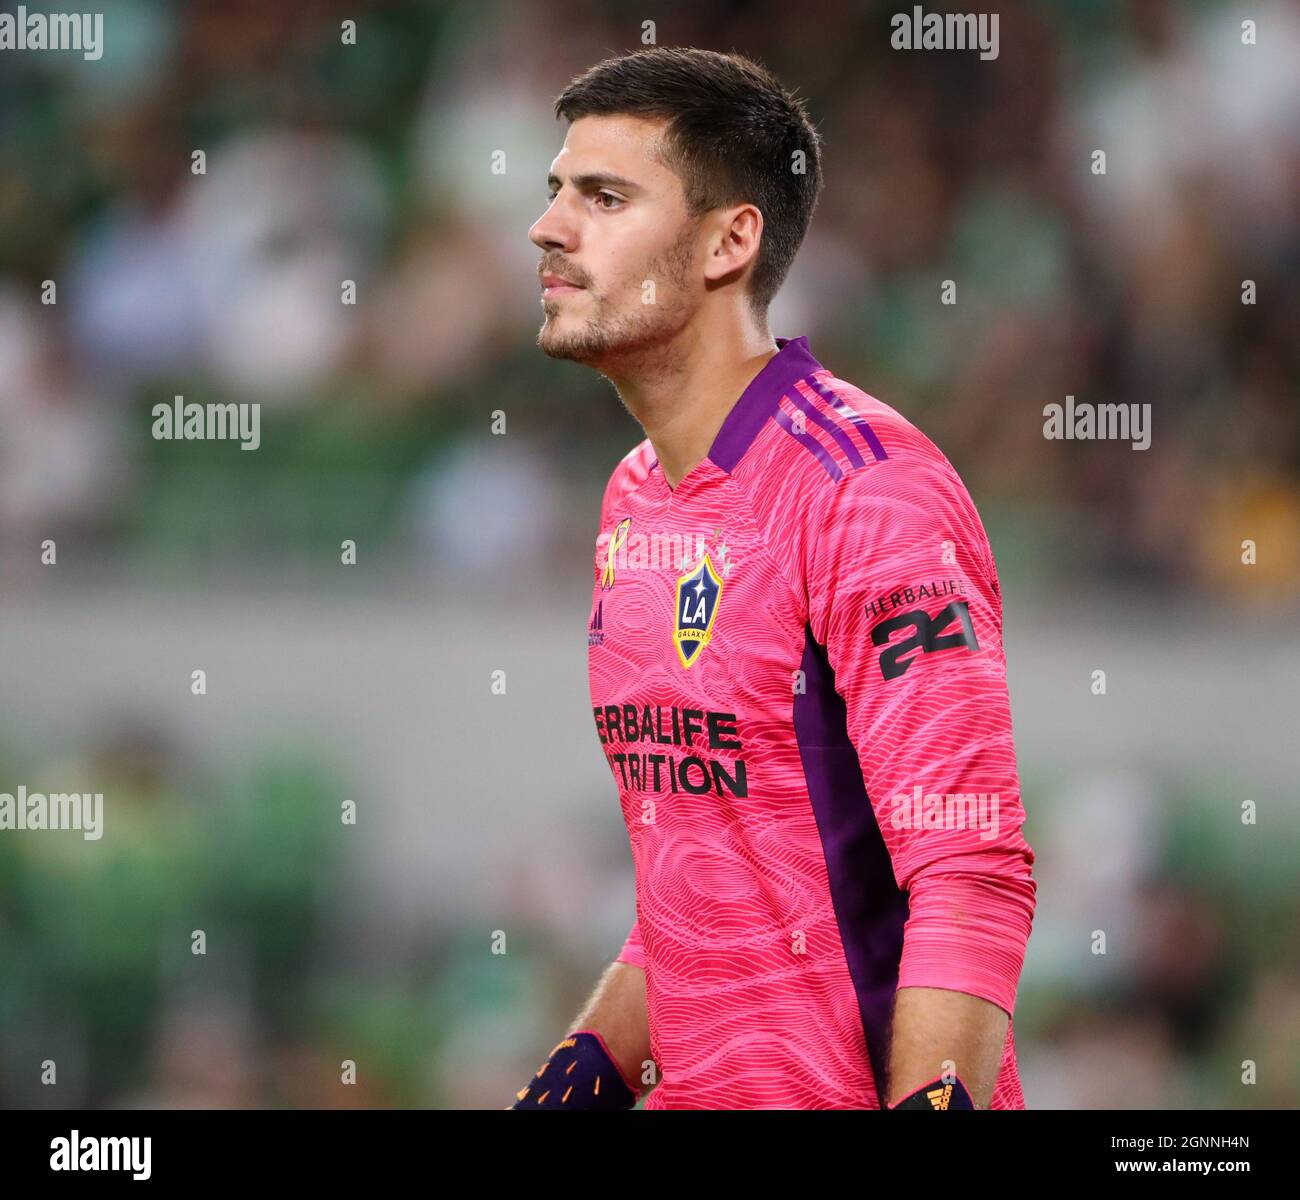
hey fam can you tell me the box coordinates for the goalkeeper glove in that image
[887,1075,974,1110]
[511,1030,640,1109]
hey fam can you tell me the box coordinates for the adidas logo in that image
[925,1084,952,1110]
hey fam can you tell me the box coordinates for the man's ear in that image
[703,204,763,285]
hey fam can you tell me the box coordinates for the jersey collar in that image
[645,336,825,485]
[707,335,824,473]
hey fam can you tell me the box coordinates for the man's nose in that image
[529,202,575,252]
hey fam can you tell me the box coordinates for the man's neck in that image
[607,325,779,491]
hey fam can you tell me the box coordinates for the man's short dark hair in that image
[554,46,824,322]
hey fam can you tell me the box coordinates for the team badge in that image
[673,552,724,668]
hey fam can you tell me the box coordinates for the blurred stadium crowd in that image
[1,0,1296,594]
[0,0,1297,1108]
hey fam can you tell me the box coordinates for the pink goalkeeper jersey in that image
[587,335,1036,1110]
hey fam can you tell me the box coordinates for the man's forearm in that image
[571,959,654,1093]
[886,986,1009,1109]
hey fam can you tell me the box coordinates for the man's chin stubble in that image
[538,305,689,370]
[538,330,601,364]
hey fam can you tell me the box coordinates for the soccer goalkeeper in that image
[516,47,1036,1110]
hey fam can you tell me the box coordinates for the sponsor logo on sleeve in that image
[870,598,979,680]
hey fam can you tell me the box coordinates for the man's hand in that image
[510,960,655,1109]
[512,1030,640,1109]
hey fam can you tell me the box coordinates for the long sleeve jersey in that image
[587,335,1036,1109]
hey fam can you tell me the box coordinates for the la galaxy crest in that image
[674,552,724,668]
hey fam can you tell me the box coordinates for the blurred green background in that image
[0,0,1297,1108]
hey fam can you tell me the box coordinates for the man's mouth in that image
[541,271,585,298]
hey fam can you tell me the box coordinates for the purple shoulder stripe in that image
[804,374,889,462]
[775,406,843,482]
[787,378,867,470]
[707,335,825,473]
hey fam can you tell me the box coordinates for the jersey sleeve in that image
[802,448,1036,1016]
[600,445,653,980]
[615,920,646,969]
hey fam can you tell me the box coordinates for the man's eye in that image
[596,191,623,209]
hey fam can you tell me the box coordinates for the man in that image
[514,46,1036,1111]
